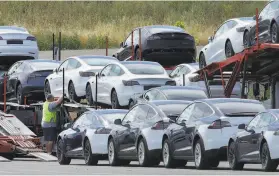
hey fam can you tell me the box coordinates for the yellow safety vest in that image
[42,101,57,123]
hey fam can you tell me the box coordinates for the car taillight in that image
[208,120,231,129]
[122,80,140,86]
[151,121,165,130]
[79,71,95,77]
[95,128,111,134]
[26,36,36,41]
[165,81,176,86]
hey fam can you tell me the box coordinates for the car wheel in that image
[68,82,80,103]
[228,141,244,170]
[111,90,121,109]
[16,84,24,105]
[138,139,152,167]
[243,31,250,48]
[261,142,278,172]
[209,159,220,168]
[128,100,135,109]
[199,53,207,69]
[44,81,51,99]
[86,84,94,106]
[194,139,209,170]
[84,139,98,165]
[108,138,121,166]
[162,139,178,168]
[57,139,71,165]
[225,40,235,58]
[271,22,279,43]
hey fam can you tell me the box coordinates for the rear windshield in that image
[215,102,265,115]
[157,103,190,116]
[238,17,253,21]
[82,58,117,66]
[163,89,207,101]
[124,63,165,75]
[31,62,60,70]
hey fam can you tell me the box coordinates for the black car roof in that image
[150,100,192,105]
[141,25,184,32]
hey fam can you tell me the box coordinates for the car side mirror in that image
[208,36,213,43]
[114,119,122,125]
[64,123,71,129]
[238,123,245,130]
[53,68,57,73]
[247,128,255,134]
[179,119,186,126]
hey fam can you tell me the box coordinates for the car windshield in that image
[31,62,60,70]
[157,103,190,116]
[102,113,126,124]
[125,63,165,75]
[163,89,207,100]
[82,58,116,66]
[215,102,266,115]
[270,1,279,10]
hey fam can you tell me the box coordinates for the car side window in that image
[189,102,213,121]
[100,65,112,77]
[58,60,69,72]
[7,62,20,75]
[144,89,159,101]
[214,24,225,39]
[67,59,80,70]
[109,65,124,76]
[81,113,93,127]
[246,115,261,131]
[15,63,26,73]
[72,114,85,129]
[169,66,182,78]
[124,33,132,46]
[133,29,139,44]
[177,103,195,124]
[122,105,139,124]
[260,3,270,17]
[257,113,276,128]
[227,20,238,29]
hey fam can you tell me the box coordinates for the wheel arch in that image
[259,137,267,156]
[192,133,205,154]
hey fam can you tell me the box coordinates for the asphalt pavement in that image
[38,46,203,61]
[0,159,278,175]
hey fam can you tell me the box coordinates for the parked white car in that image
[44,55,119,102]
[86,61,176,109]
[198,17,254,68]
[169,63,241,98]
[0,26,39,63]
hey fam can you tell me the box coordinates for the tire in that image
[162,139,181,168]
[84,139,98,165]
[225,40,235,58]
[209,159,220,168]
[199,53,207,69]
[243,31,250,48]
[138,139,155,167]
[108,138,121,166]
[228,141,244,170]
[111,90,121,109]
[261,142,278,172]
[57,139,71,165]
[271,22,279,44]
[44,81,51,99]
[16,84,24,105]
[68,82,80,103]
[194,139,209,170]
[128,100,135,109]
[86,84,94,106]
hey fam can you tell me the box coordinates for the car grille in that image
[7,40,23,44]
[144,85,160,90]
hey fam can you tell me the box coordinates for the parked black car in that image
[243,1,279,47]
[128,86,208,109]
[113,25,196,69]
[228,109,279,172]
[0,59,60,104]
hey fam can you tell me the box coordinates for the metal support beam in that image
[58,32,61,61]
[62,68,65,105]
[203,70,212,98]
[95,75,98,110]
[224,61,242,97]
[241,57,248,98]
[52,33,55,60]
[183,74,185,86]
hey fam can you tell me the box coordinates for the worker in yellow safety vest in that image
[41,94,63,155]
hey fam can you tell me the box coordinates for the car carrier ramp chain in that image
[0,156,11,162]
